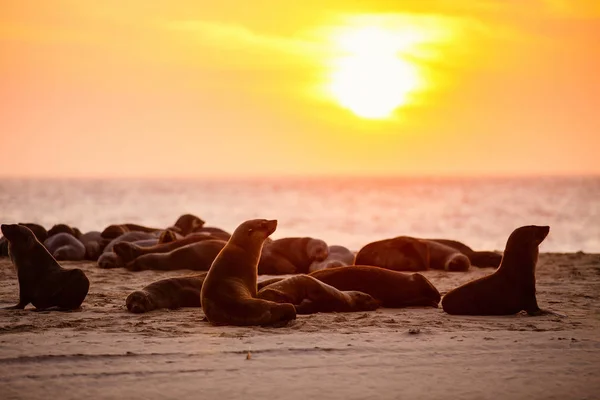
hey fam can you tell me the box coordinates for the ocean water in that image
[0,176,598,252]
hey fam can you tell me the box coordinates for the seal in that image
[441,225,563,316]
[1,224,90,311]
[354,236,429,272]
[259,237,329,275]
[100,223,162,239]
[258,266,441,308]
[171,214,205,236]
[429,238,502,268]
[113,232,222,264]
[257,275,380,314]
[424,240,471,272]
[125,240,227,272]
[78,231,105,261]
[97,232,159,269]
[1,223,48,257]
[47,224,81,239]
[308,245,355,272]
[200,219,297,326]
[158,229,179,244]
[126,273,207,313]
[43,232,86,261]
[192,226,232,241]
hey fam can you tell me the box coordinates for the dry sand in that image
[1,253,599,400]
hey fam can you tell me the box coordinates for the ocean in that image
[0,176,598,252]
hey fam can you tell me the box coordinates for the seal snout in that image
[1,224,27,241]
[263,219,278,236]
[537,225,550,241]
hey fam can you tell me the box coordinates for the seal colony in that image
[0,214,564,326]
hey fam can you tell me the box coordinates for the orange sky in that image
[1,0,599,178]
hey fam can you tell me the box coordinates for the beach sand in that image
[1,253,599,400]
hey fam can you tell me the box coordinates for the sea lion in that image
[257,275,380,314]
[259,237,329,275]
[192,226,232,241]
[309,245,355,272]
[100,223,162,239]
[441,225,562,316]
[424,240,471,272]
[1,224,89,311]
[429,238,502,268]
[354,236,429,272]
[1,223,49,257]
[171,214,205,236]
[97,232,159,269]
[113,232,220,263]
[43,233,86,261]
[125,240,227,272]
[47,224,81,238]
[79,231,105,261]
[126,273,207,313]
[200,219,297,326]
[258,266,441,308]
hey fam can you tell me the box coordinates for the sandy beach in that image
[1,253,599,400]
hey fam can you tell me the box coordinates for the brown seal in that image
[258,266,441,308]
[354,236,429,272]
[424,240,471,272]
[47,224,81,239]
[97,232,159,269]
[113,232,221,264]
[124,240,227,272]
[308,245,355,272]
[1,224,89,311]
[200,219,296,326]
[192,226,232,241]
[78,231,105,261]
[259,237,329,275]
[170,214,205,236]
[100,223,162,239]
[257,275,380,314]
[442,225,563,316]
[429,239,502,268]
[43,233,86,261]
[126,273,207,313]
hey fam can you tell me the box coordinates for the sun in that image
[327,26,424,120]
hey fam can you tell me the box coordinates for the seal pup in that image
[257,275,380,314]
[124,240,227,272]
[429,238,502,268]
[1,224,89,311]
[113,232,222,264]
[259,237,329,275]
[309,245,355,272]
[354,236,429,272]
[126,273,207,313]
[43,233,86,261]
[200,219,296,326]
[442,225,563,316]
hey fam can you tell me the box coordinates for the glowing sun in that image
[327,26,424,119]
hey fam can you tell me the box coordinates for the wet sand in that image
[1,253,599,400]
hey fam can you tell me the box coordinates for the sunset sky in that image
[1,0,599,178]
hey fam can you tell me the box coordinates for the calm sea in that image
[0,177,598,253]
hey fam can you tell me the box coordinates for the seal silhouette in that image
[170,214,205,236]
[308,245,355,272]
[43,233,86,261]
[425,240,471,272]
[354,236,429,272]
[126,273,207,313]
[259,237,329,275]
[257,275,380,314]
[100,223,162,239]
[442,225,562,316]
[1,224,89,311]
[200,219,296,326]
[124,240,227,272]
[429,238,502,268]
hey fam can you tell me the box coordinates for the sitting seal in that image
[200,219,297,326]
[259,237,329,275]
[354,236,429,272]
[113,232,222,264]
[43,232,86,261]
[124,240,227,272]
[308,245,355,272]
[192,226,232,241]
[442,225,562,316]
[126,273,207,313]
[429,239,502,268]
[257,275,380,314]
[1,224,89,310]
[258,265,441,308]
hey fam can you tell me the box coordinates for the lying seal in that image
[126,273,207,313]
[79,231,105,260]
[171,214,205,236]
[100,223,162,239]
[200,219,296,326]
[257,275,380,314]
[192,226,232,241]
[424,240,471,272]
[354,236,429,272]
[47,224,81,238]
[429,238,502,268]
[43,233,86,261]
[97,232,159,269]
[308,245,355,272]
[1,224,89,310]
[258,266,441,308]
[259,237,329,275]
[125,240,227,272]
[442,225,562,316]
[113,233,222,264]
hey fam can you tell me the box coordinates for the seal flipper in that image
[294,299,318,314]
